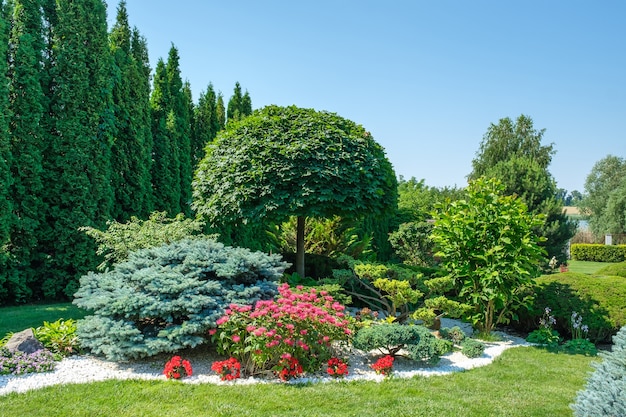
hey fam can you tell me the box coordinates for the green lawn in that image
[566,260,613,275]
[0,347,595,417]
[0,302,87,336]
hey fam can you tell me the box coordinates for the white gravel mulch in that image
[0,332,532,396]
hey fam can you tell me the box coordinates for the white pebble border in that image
[0,333,532,396]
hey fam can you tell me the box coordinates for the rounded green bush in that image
[515,273,626,342]
[595,261,626,278]
[353,323,421,355]
[461,339,485,358]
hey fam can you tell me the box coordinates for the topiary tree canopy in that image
[192,105,398,277]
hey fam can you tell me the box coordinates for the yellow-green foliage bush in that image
[595,261,626,278]
[570,244,626,262]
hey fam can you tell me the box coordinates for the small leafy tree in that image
[192,105,397,278]
[431,177,545,335]
[81,211,210,270]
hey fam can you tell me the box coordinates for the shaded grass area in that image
[566,260,614,275]
[0,347,595,417]
[0,302,87,336]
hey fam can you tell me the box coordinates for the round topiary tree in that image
[192,105,398,278]
[73,239,287,361]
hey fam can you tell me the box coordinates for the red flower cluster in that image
[163,355,193,379]
[371,355,394,376]
[275,354,303,381]
[326,357,349,378]
[211,357,241,381]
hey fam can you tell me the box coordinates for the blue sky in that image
[106,1,625,193]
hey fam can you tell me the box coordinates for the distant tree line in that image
[0,0,251,303]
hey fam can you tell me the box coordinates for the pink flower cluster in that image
[211,284,353,376]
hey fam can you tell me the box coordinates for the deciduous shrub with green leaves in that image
[33,319,80,357]
[515,273,626,342]
[73,239,287,361]
[570,243,626,262]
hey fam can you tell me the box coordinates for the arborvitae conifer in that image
[109,1,152,221]
[226,81,243,123]
[150,58,180,215]
[192,83,220,167]
[0,0,13,301]
[216,92,226,130]
[39,0,113,299]
[7,0,47,302]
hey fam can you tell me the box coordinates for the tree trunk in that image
[296,216,305,278]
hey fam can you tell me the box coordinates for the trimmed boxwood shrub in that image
[515,273,626,342]
[570,244,626,262]
[595,261,626,278]
[461,339,485,358]
[73,239,287,361]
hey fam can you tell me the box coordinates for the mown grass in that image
[0,347,595,416]
[566,260,613,275]
[0,302,87,336]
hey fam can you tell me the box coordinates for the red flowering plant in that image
[274,353,303,381]
[326,357,349,378]
[211,357,241,381]
[163,355,193,379]
[371,355,394,376]
[211,284,353,378]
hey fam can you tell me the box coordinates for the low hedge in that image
[595,261,626,278]
[514,272,626,343]
[570,243,626,262]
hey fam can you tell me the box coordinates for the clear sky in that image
[106,1,625,193]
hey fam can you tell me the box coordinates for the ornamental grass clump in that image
[212,283,353,377]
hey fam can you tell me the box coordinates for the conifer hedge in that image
[73,239,287,361]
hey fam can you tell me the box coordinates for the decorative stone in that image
[4,328,45,354]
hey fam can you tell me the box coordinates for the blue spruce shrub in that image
[571,325,626,416]
[73,239,287,361]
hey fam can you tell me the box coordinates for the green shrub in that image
[515,273,626,342]
[526,328,561,349]
[73,239,287,361]
[571,325,626,416]
[570,244,626,262]
[33,319,80,357]
[461,339,485,358]
[353,323,421,356]
[405,326,451,365]
[439,326,466,344]
[595,261,626,278]
[561,339,597,356]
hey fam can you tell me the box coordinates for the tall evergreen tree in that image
[6,0,47,302]
[150,58,180,215]
[226,81,252,124]
[130,27,153,216]
[39,0,113,299]
[0,0,14,302]
[192,83,220,167]
[216,92,226,130]
[109,1,152,221]
[165,46,192,215]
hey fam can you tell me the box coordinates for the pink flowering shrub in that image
[211,283,353,376]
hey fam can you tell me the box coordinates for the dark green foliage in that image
[5,0,47,303]
[561,339,597,356]
[73,239,287,361]
[571,244,626,262]
[461,339,485,358]
[571,325,626,416]
[596,261,626,278]
[469,115,576,263]
[439,326,466,344]
[0,0,13,302]
[515,273,626,342]
[353,323,422,356]
[38,0,114,299]
[526,328,561,349]
[150,58,180,215]
[192,83,221,167]
[282,252,341,280]
[405,325,451,365]
[226,81,252,124]
[109,1,153,222]
[388,221,435,267]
